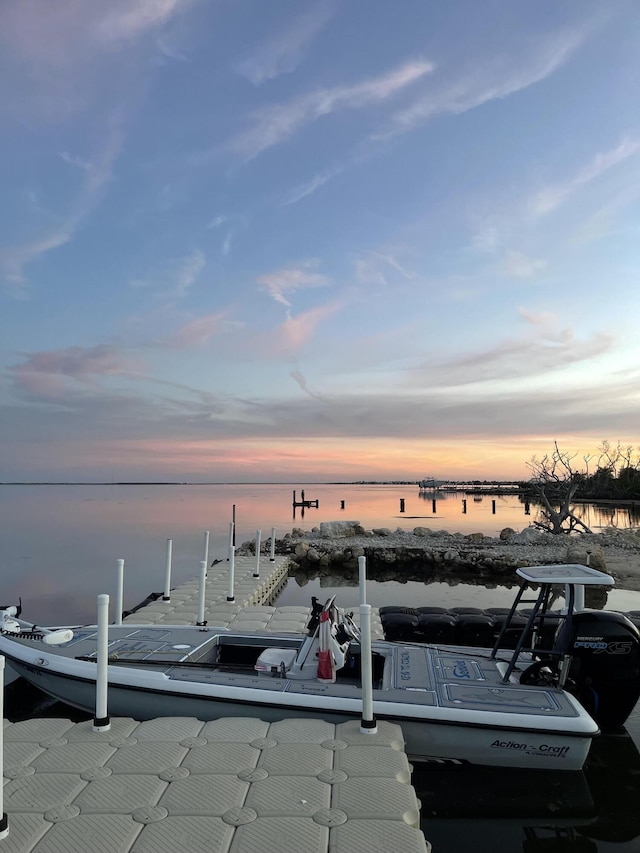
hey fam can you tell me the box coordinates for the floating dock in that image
[2,716,430,852]
[125,554,384,638]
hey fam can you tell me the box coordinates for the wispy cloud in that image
[130,249,206,300]
[469,136,640,258]
[499,250,547,279]
[290,368,326,401]
[278,302,343,353]
[412,310,614,388]
[257,262,329,308]
[1,117,124,290]
[236,2,336,85]
[376,25,589,142]
[228,58,434,160]
[10,344,139,398]
[0,0,193,121]
[281,166,343,206]
[159,313,227,349]
[354,251,417,286]
[173,249,205,297]
[530,137,640,216]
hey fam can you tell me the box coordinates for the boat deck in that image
[24,624,581,721]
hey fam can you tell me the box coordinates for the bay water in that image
[1,482,639,850]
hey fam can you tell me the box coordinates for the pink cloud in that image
[162,313,226,349]
[12,344,138,398]
[279,302,343,353]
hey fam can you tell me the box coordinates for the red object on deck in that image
[317,610,336,682]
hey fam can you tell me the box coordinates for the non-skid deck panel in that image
[122,555,385,639]
[1,716,430,853]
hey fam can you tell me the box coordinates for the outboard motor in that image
[558,611,640,729]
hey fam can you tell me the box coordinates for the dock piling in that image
[115,558,124,625]
[253,529,261,578]
[163,540,172,602]
[197,560,208,624]
[0,657,8,839]
[93,594,111,733]
[227,547,236,602]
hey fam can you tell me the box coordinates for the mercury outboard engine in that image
[557,611,640,729]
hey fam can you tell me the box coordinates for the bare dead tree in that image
[526,440,592,535]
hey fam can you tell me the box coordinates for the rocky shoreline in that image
[238,520,640,592]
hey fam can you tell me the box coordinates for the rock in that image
[512,528,548,543]
[294,542,309,558]
[306,548,321,563]
[372,527,393,536]
[444,549,460,563]
[413,527,433,537]
[319,521,362,538]
[500,527,516,540]
[465,532,485,543]
[565,543,606,572]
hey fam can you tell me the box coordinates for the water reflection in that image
[416,724,640,852]
[282,562,613,611]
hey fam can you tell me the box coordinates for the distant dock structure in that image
[292,489,319,509]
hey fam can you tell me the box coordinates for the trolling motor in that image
[0,605,74,646]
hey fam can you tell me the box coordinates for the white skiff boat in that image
[1,564,639,770]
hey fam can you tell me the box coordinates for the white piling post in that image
[359,603,377,734]
[227,522,234,559]
[270,527,276,562]
[203,530,210,575]
[163,539,173,602]
[358,556,377,734]
[197,560,207,626]
[254,529,262,578]
[227,546,236,602]
[358,555,367,607]
[0,657,8,839]
[93,594,111,732]
[115,559,124,625]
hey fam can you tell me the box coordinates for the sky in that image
[1,0,640,483]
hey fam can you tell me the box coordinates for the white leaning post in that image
[358,555,367,607]
[93,594,111,732]
[0,656,8,839]
[163,539,173,602]
[227,546,236,602]
[197,560,207,626]
[203,530,210,577]
[115,559,124,626]
[254,529,261,578]
[270,527,276,562]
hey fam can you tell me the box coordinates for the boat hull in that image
[6,656,591,770]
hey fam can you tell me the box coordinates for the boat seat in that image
[254,648,297,676]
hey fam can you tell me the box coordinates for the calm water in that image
[2,482,640,851]
[1,482,639,624]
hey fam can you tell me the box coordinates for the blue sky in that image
[1,0,639,482]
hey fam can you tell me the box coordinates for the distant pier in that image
[292,490,319,509]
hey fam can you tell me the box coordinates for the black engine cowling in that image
[558,611,640,729]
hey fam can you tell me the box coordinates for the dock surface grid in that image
[2,716,430,853]
[125,555,384,638]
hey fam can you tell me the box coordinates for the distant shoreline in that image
[0,480,521,487]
